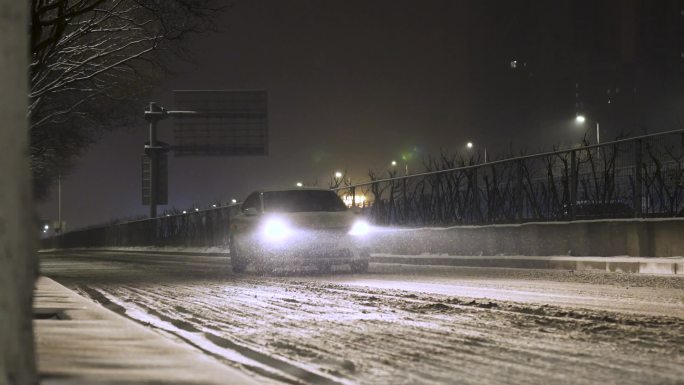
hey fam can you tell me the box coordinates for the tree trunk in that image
[0,1,38,384]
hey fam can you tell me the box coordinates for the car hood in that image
[263,211,357,230]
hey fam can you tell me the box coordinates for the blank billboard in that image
[173,90,268,156]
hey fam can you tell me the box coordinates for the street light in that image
[466,141,487,163]
[296,182,303,187]
[231,198,237,204]
[390,159,407,175]
[334,171,343,178]
[575,114,600,144]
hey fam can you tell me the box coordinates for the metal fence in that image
[42,130,684,249]
[334,129,684,226]
[41,205,241,249]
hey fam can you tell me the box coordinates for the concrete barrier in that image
[366,218,684,258]
[369,254,683,274]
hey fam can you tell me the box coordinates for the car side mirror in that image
[243,207,259,216]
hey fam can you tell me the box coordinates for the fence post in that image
[402,178,408,223]
[516,159,524,222]
[634,139,643,217]
[472,167,480,223]
[570,150,577,220]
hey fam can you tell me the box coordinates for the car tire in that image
[230,236,249,273]
[350,259,369,274]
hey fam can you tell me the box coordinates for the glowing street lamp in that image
[391,160,407,175]
[296,182,303,187]
[334,171,343,179]
[231,199,237,204]
[466,141,487,163]
[575,114,600,144]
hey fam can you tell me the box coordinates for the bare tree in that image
[1,1,37,384]
[29,0,226,197]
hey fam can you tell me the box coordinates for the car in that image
[228,187,372,273]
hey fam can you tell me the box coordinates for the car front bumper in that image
[237,229,369,265]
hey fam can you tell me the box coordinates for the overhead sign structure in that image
[172,90,268,156]
[142,90,269,218]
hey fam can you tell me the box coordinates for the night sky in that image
[37,0,684,230]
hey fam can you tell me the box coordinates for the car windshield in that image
[263,190,347,212]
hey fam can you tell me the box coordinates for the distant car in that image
[228,188,371,273]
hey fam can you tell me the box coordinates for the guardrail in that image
[333,129,684,226]
[41,205,241,249]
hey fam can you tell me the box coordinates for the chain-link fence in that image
[335,130,684,226]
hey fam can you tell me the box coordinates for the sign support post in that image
[144,102,163,218]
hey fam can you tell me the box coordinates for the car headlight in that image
[348,220,371,236]
[261,217,293,242]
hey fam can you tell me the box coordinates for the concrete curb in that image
[370,254,684,275]
[34,276,260,385]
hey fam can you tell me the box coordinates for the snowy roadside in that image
[41,252,684,385]
[34,276,261,385]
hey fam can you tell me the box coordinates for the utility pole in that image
[0,0,38,382]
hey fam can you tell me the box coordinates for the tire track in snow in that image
[43,252,684,385]
[79,285,355,385]
[85,279,684,385]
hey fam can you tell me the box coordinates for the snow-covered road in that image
[40,250,684,385]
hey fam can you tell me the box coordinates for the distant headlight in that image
[348,220,371,236]
[261,217,293,242]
